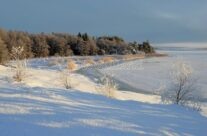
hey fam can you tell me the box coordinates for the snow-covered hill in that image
[0,79,207,136]
[0,57,207,136]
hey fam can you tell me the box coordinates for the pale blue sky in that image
[0,0,206,43]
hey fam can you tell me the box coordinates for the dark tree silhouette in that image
[0,28,155,63]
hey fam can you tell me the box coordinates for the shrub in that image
[60,69,72,89]
[67,59,77,71]
[97,74,117,98]
[84,58,95,66]
[100,57,114,63]
[11,46,27,82]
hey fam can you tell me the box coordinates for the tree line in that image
[0,28,155,64]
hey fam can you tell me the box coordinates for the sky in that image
[0,0,207,43]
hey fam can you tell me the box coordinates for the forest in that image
[0,28,155,64]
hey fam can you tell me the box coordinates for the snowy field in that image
[1,80,206,136]
[0,43,207,135]
[102,43,207,101]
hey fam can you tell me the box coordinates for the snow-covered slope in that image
[0,56,207,136]
[0,80,207,136]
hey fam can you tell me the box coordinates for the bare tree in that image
[161,59,199,105]
[11,46,27,82]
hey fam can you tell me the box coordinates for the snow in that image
[101,46,207,101]
[0,80,207,136]
[100,43,207,117]
[0,45,207,135]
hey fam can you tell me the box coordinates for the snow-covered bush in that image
[161,59,201,110]
[84,58,95,66]
[100,57,114,63]
[97,74,117,98]
[67,59,77,71]
[60,69,72,89]
[11,46,27,82]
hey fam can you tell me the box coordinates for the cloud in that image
[155,12,179,21]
